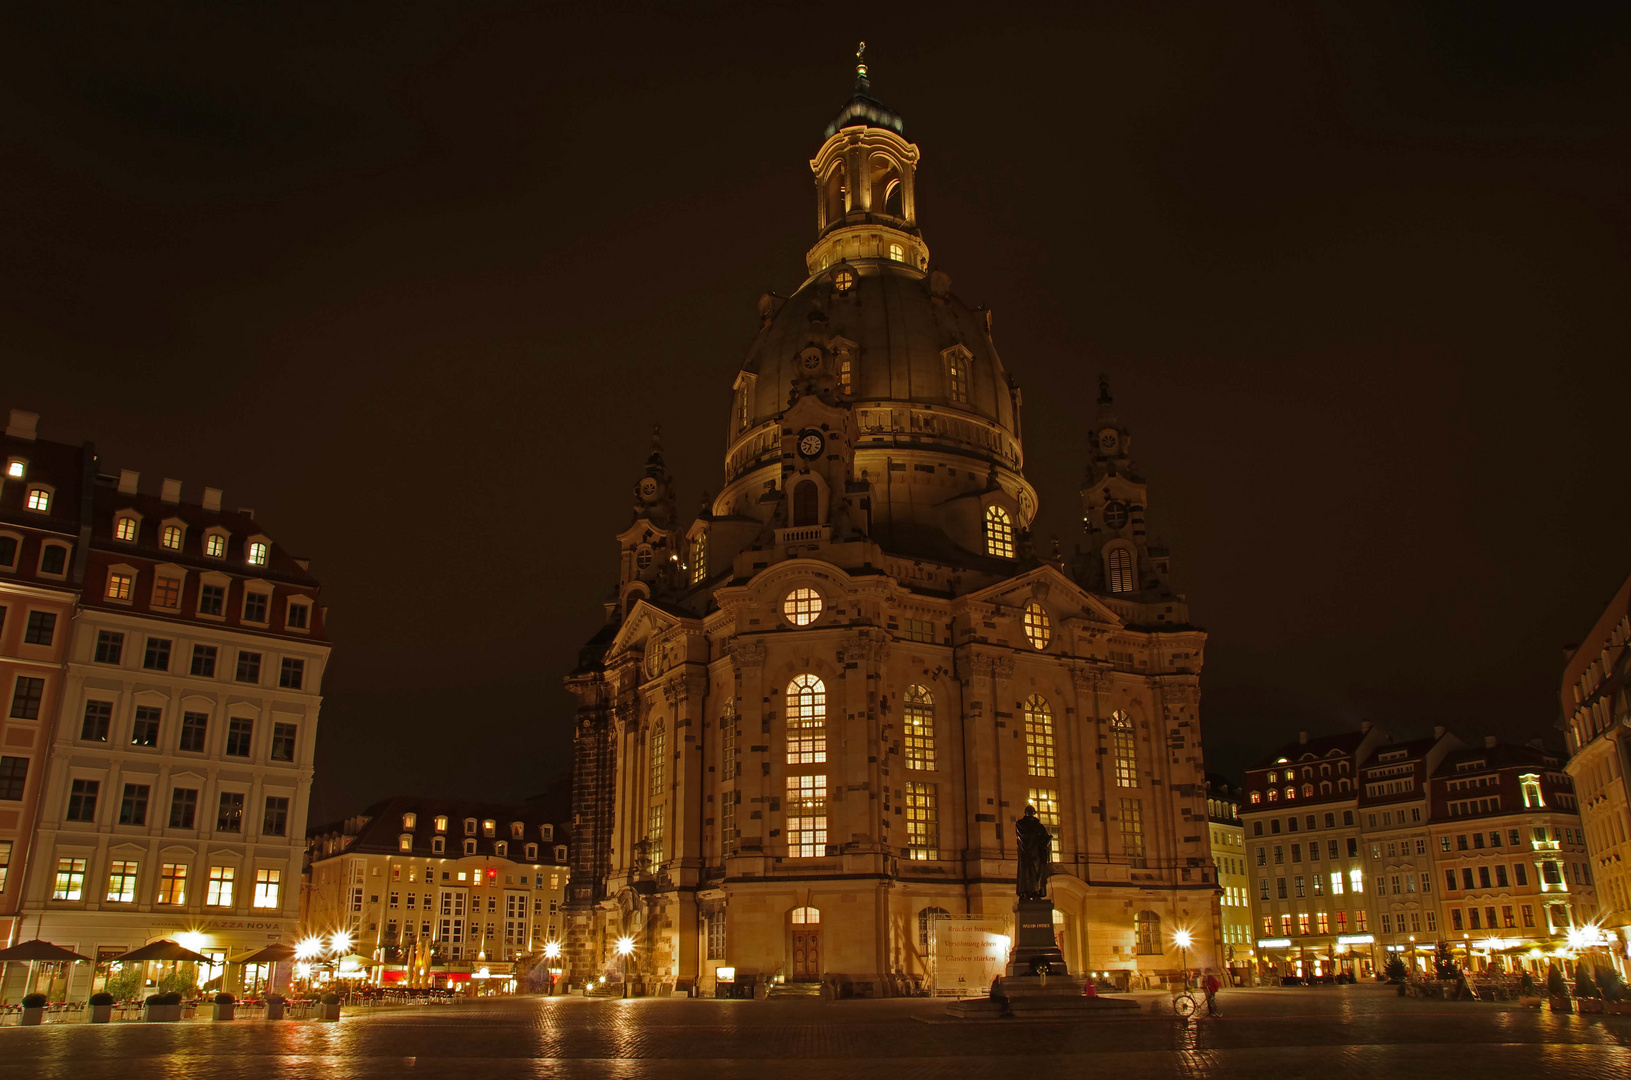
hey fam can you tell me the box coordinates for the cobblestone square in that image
[3,985,1629,1080]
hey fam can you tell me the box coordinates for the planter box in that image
[318,1003,341,1021]
[20,1007,44,1026]
[145,1004,182,1023]
[90,1005,113,1024]
[213,1004,236,1021]
[1549,995,1573,1014]
[266,1002,285,1020]
[1605,1001,1631,1016]
[1517,996,1544,1010]
[1578,998,1604,1014]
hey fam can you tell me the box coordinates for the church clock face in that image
[638,477,658,500]
[1103,501,1129,530]
[1098,429,1118,452]
[797,429,825,459]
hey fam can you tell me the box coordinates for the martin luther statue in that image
[1015,805,1052,900]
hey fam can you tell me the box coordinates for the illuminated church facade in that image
[564,56,1221,993]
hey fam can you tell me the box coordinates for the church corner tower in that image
[564,48,1219,995]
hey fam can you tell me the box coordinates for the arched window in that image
[1107,547,1135,593]
[947,352,968,403]
[1338,778,1351,792]
[1284,787,1296,800]
[1302,783,1314,798]
[1267,790,1278,802]
[791,906,820,925]
[1134,910,1161,955]
[1022,601,1050,650]
[793,480,818,526]
[984,506,1014,558]
[690,533,707,585]
[838,357,852,394]
[650,722,666,797]
[1249,791,1262,804]
[720,698,737,781]
[918,906,950,950]
[888,242,904,262]
[902,685,935,770]
[1110,711,1137,787]
[787,674,826,764]
[1023,694,1055,777]
[247,541,269,566]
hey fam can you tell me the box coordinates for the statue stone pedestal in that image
[1006,898,1067,977]
[946,896,1140,1020]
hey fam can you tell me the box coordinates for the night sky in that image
[3,4,1628,821]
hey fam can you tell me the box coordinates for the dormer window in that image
[482,819,496,837]
[398,834,413,852]
[510,821,524,840]
[984,506,1014,558]
[106,570,135,602]
[114,515,139,542]
[690,533,707,585]
[525,843,538,861]
[463,838,477,856]
[152,573,183,610]
[541,824,554,841]
[432,836,445,854]
[945,351,967,403]
[247,541,269,566]
[494,841,507,857]
[204,532,227,558]
[554,845,567,862]
[242,589,271,624]
[286,600,311,630]
[38,543,68,576]
[161,523,184,550]
[25,486,51,513]
[402,812,417,830]
[434,815,448,833]
[4,458,24,479]
[464,818,477,836]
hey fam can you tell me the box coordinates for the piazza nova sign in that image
[1255,934,1374,948]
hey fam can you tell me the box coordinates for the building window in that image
[80,700,112,742]
[118,784,149,826]
[131,706,161,747]
[66,778,99,822]
[270,722,297,762]
[247,541,269,566]
[106,859,139,902]
[902,685,935,770]
[243,592,269,623]
[187,647,216,681]
[286,601,310,629]
[434,816,448,832]
[169,788,198,829]
[838,357,852,394]
[0,757,27,801]
[1028,787,1060,858]
[225,717,253,757]
[0,534,17,568]
[888,242,904,262]
[1120,797,1145,861]
[1023,693,1055,777]
[235,651,261,683]
[106,572,134,601]
[463,838,476,856]
[142,636,173,671]
[906,781,938,860]
[1134,910,1160,955]
[1520,773,1544,808]
[984,506,1014,558]
[433,837,445,854]
[399,834,413,852]
[647,804,664,874]
[690,533,707,584]
[161,524,183,550]
[946,351,968,402]
[199,584,225,616]
[707,910,727,960]
[792,479,818,526]
[263,796,289,837]
[4,458,22,479]
[721,794,736,853]
[206,865,235,906]
[1107,547,1135,593]
[786,774,828,857]
[648,721,668,797]
[53,857,87,900]
[278,657,305,690]
[156,863,187,904]
[205,533,226,558]
[1022,601,1050,649]
[524,843,538,861]
[93,631,123,665]
[254,868,281,909]
[217,792,245,833]
[148,575,181,610]
[787,673,827,764]
[721,699,738,781]
[39,543,68,575]
[1111,710,1137,787]
[23,610,56,645]
[115,516,138,541]
[783,587,822,626]
[1349,867,1364,893]
[26,487,51,513]
[178,711,208,753]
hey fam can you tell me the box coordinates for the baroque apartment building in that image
[1562,569,1631,977]
[1356,730,1460,963]
[0,409,329,999]
[566,61,1220,995]
[304,798,569,988]
[1204,776,1251,981]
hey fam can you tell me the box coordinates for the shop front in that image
[1254,934,1377,983]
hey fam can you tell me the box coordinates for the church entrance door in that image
[791,928,821,981]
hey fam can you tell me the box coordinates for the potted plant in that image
[1546,963,1572,1014]
[318,992,341,1021]
[88,991,115,1024]
[1517,970,1542,1009]
[265,991,286,1020]
[212,992,236,1021]
[1575,965,1602,1013]
[145,991,183,1022]
[19,993,47,1026]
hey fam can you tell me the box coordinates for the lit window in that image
[1022,600,1050,649]
[157,864,187,904]
[1023,694,1055,777]
[787,674,826,764]
[52,857,87,900]
[833,268,855,293]
[786,775,828,857]
[206,865,235,906]
[115,517,138,541]
[161,525,183,550]
[253,868,281,909]
[984,506,1014,558]
[247,541,269,566]
[783,587,822,626]
[434,816,448,833]
[482,819,496,837]
[1134,910,1160,954]
[721,698,738,781]
[152,575,182,609]
[888,243,904,262]
[647,804,664,873]
[25,487,50,512]
[1120,797,1145,860]
[1028,788,1060,858]
[902,685,935,771]
[1107,547,1135,593]
[399,834,412,852]
[906,781,938,859]
[205,533,226,558]
[650,722,666,796]
[106,572,134,601]
[838,357,852,394]
[1111,711,1137,787]
[403,812,417,830]
[947,352,967,403]
[791,906,820,924]
[690,533,707,585]
[4,458,23,479]
[106,860,139,903]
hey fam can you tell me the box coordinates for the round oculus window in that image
[638,477,658,500]
[783,586,823,626]
[1022,600,1051,650]
[800,350,824,371]
[1103,501,1129,530]
[832,268,856,293]
[636,547,653,570]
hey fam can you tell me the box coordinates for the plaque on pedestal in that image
[1006,897,1067,976]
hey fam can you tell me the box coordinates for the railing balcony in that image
[775,524,830,546]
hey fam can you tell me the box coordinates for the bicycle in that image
[1171,989,1199,1019]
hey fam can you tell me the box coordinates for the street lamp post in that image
[615,936,634,999]
[1173,929,1193,991]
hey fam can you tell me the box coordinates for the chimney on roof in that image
[117,470,140,496]
[1484,735,1497,749]
[1433,725,1446,739]
[238,507,255,519]
[6,410,39,441]
[1360,720,1372,734]
[1528,738,1545,750]
[160,478,181,504]
[1298,731,1309,745]
[202,487,222,512]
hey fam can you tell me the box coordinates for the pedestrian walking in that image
[1203,971,1221,1017]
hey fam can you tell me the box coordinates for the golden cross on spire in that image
[855,41,868,79]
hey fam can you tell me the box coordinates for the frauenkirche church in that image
[565,54,1220,994]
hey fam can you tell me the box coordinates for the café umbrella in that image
[230,942,298,994]
[0,940,90,1004]
[119,938,212,996]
